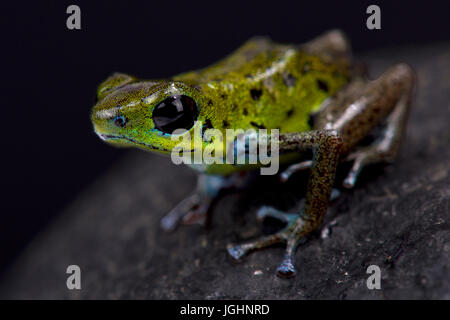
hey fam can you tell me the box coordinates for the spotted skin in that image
[228,64,415,278]
[92,31,350,174]
[91,30,416,278]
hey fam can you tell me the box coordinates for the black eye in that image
[152,95,198,134]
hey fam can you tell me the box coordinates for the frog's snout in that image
[91,109,114,141]
[91,110,105,135]
[92,122,109,142]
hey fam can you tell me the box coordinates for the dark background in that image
[1,0,448,276]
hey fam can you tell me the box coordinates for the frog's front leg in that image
[161,174,231,231]
[228,130,343,278]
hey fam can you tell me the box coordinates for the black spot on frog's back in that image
[250,89,263,100]
[316,79,329,93]
[286,108,294,118]
[202,119,214,136]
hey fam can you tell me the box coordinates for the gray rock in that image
[1,43,449,299]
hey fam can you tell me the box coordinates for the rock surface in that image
[0,43,449,299]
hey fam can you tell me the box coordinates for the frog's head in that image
[91,73,204,154]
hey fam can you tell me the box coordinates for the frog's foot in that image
[227,212,314,278]
[330,188,341,201]
[160,194,211,231]
[343,135,399,189]
[279,160,312,182]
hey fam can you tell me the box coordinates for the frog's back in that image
[175,37,288,82]
[175,32,352,134]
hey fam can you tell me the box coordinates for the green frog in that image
[91,30,415,278]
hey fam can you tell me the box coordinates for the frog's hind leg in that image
[342,78,415,188]
[316,63,416,188]
[283,64,415,189]
[301,29,352,65]
[227,64,415,278]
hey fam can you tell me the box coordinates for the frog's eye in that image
[152,95,198,134]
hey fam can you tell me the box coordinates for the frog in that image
[91,30,415,278]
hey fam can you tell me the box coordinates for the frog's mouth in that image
[97,133,171,153]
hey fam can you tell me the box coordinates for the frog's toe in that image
[343,152,366,189]
[160,214,178,232]
[226,244,248,260]
[276,255,297,278]
[343,171,359,189]
[330,188,341,201]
